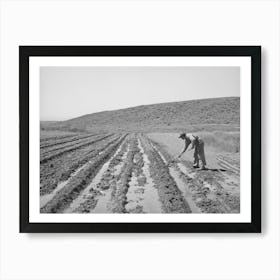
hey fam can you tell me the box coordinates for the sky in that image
[40,66,240,121]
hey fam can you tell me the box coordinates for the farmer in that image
[177,132,206,170]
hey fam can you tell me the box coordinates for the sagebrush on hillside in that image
[41,97,239,133]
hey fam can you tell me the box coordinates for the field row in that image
[40,133,96,149]
[151,140,240,213]
[41,135,127,212]
[40,134,122,195]
[40,133,113,163]
[40,133,240,214]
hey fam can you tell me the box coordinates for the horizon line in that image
[40,96,240,122]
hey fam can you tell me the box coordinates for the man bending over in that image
[178,132,206,170]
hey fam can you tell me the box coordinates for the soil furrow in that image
[40,133,97,149]
[40,163,87,208]
[109,135,138,213]
[141,135,191,213]
[39,131,240,215]
[40,135,121,195]
[150,140,240,213]
[40,134,114,164]
[40,134,102,156]
[125,137,162,213]
[124,138,145,213]
[65,138,130,213]
[91,140,130,213]
[40,135,127,213]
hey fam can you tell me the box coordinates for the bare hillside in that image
[41,97,239,133]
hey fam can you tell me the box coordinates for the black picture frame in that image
[20,46,261,233]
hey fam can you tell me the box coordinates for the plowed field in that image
[40,132,240,213]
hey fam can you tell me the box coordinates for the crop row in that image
[73,136,131,213]
[40,133,104,156]
[40,134,122,195]
[40,134,114,164]
[124,139,150,213]
[140,135,191,213]
[74,133,192,214]
[40,133,97,149]
[72,134,149,214]
[150,139,240,213]
[109,135,139,213]
[40,135,127,213]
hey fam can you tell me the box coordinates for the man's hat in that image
[179,132,186,139]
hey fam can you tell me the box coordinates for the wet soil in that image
[149,137,240,213]
[40,134,121,195]
[40,135,126,213]
[140,135,191,213]
[66,137,130,213]
[39,132,240,214]
[125,139,162,213]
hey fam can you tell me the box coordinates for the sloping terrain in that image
[41,97,240,133]
[40,97,240,214]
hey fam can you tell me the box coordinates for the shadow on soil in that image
[197,168,226,172]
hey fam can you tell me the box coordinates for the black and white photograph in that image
[39,66,241,215]
[19,46,261,232]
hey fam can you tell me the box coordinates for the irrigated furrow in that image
[140,135,191,213]
[40,134,114,164]
[40,135,121,195]
[150,140,240,213]
[136,137,162,213]
[124,138,145,213]
[124,136,162,213]
[76,134,161,214]
[69,137,131,213]
[109,135,138,213]
[40,135,127,213]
